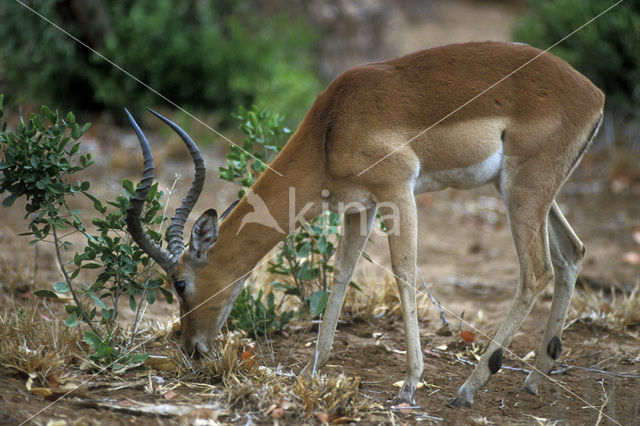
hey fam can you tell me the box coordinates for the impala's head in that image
[124,109,239,355]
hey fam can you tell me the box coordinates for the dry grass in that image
[345,271,433,319]
[132,324,385,422]
[569,280,640,331]
[0,301,81,385]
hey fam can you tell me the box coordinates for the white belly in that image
[414,146,503,193]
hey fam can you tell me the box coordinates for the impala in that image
[125,41,604,407]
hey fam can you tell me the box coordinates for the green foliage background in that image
[0,0,322,124]
[513,0,640,114]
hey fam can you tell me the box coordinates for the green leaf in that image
[128,353,150,364]
[65,111,76,126]
[53,281,70,293]
[88,292,108,310]
[309,290,329,317]
[83,331,102,350]
[81,263,102,269]
[2,193,18,207]
[41,105,54,121]
[34,289,59,299]
[122,179,135,196]
[64,314,79,327]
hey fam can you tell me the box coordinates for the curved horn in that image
[146,109,206,258]
[124,109,176,272]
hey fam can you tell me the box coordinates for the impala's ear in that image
[189,209,218,259]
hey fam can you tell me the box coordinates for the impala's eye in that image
[174,280,187,297]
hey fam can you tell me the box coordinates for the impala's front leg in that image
[302,207,376,376]
[381,192,423,405]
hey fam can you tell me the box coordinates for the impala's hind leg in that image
[522,201,584,394]
[379,190,423,405]
[453,169,555,407]
[301,207,376,376]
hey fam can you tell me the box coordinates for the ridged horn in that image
[124,108,207,272]
[146,109,206,258]
[124,108,175,271]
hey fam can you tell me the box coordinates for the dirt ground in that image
[2,1,640,425]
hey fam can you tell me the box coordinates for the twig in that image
[594,379,609,426]
[559,364,640,378]
[52,226,101,336]
[418,270,450,329]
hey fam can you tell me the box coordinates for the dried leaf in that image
[163,390,178,401]
[270,407,285,419]
[46,374,59,389]
[460,330,476,343]
[239,350,256,368]
[30,387,53,398]
[314,411,329,424]
[393,380,424,389]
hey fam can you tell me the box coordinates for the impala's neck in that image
[203,121,328,290]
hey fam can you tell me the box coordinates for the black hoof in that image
[451,396,472,408]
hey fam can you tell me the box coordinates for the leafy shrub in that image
[0,1,322,123]
[222,106,344,332]
[0,96,167,366]
[219,105,291,198]
[269,211,341,318]
[229,287,293,337]
[513,0,640,112]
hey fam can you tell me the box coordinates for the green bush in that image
[0,97,168,368]
[513,0,640,113]
[0,1,321,123]
[222,106,346,333]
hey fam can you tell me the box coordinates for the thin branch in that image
[52,225,101,336]
[419,270,450,329]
